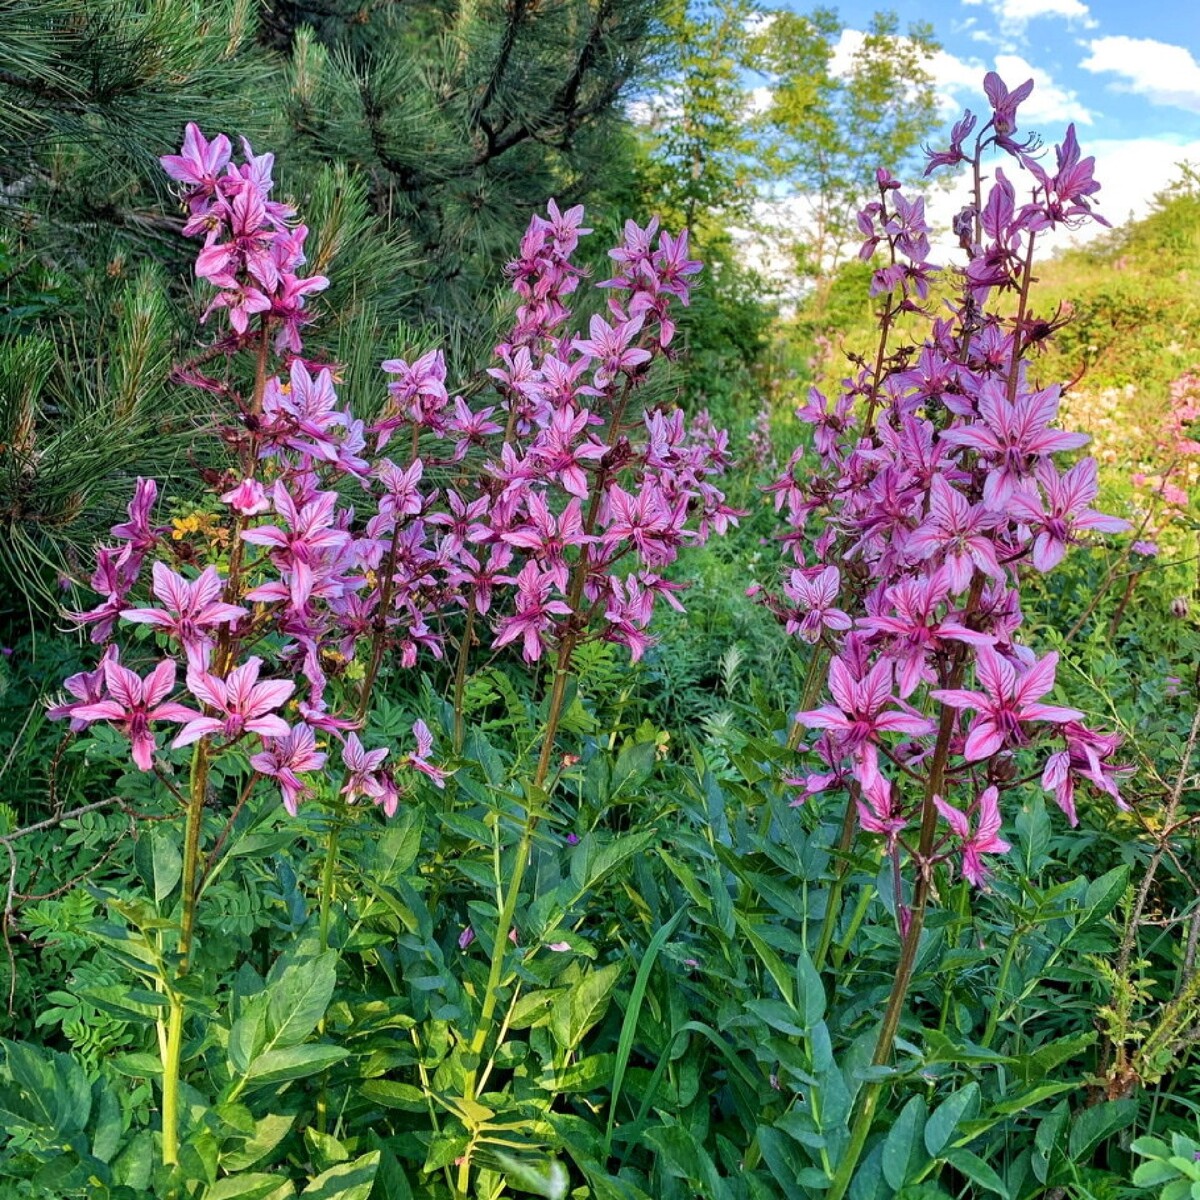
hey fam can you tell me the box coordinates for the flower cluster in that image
[161,123,328,349]
[53,127,730,815]
[761,73,1131,891]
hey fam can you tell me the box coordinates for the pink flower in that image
[530,406,607,498]
[502,494,591,591]
[573,314,652,388]
[797,656,935,788]
[340,732,390,803]
[782,565,852,643]
[160,123,231,207]
[174,656,294,746]
[932,647,1083,761]
[940,381,1089,510]
[935,786,1011,887]
[72,658,199,771]
[403,720,449,788]
[250,724,327,815]
[47,645,120,732]
[905,476,1006,592]
[1007,458,1130,571]
[121,563,246,652]
[221,478,271,515]
[492,561,572,663]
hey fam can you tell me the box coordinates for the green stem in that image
[452,602,477,754]
[160,995,184,1167]
[813,790,859,972]
[453,372,639,1194]
[981,927,1022,1049]
[161,742,210,1167]
[825,638,970,1200]
[831,876,876,970]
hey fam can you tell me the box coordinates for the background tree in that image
[753,8,939,287]
[0,0,665,611]
[632,0,763,235]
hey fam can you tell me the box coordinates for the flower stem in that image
[160,741,210,1166]
[813,790,860,972]
[825,630,970,1200]
[452,601,477,754]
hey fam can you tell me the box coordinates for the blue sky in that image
[792,0,1200,232]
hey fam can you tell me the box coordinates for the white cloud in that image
[961,0,1096,37]
[993,53,1094,125]
[1080,36,1200,113]
[921,46,1093,125]
[922,136,1200,259]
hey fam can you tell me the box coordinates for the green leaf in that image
[643,1125,731,1200]
[611,741,657,796]
[1068,1099,1136,1161]
[367,1134,414,1200]
[1015,794,1051,875]
[1132,1137,1173,1159]
[305,1129,350,1172]
[265,952,339,1050]
[229,997,268,1076]
[110,1052,163,1077]
[492,1151,570,1199]
[585,830,659,891]
[368,810,424,886]
[112,1130,153,1190]
[882,1096,927,1189]
[745,999,807,1038]
[795,947,825,1027]
[134,828,183,905]
[734,912,794,1008]
[243,1045,348,1087]
[944,1148,1008,1198]
[359,1080,427,1111]
[424,1130,469,1174]
[221,1114,296,1172]
[924,1083,979,1157]
[1134,1161,1183,1187]
[300,1151,380,1200]
[205,1175,292,1200]
[1080,865,1129,927]
[604,902,681,1152]
[551,962,624,1051]
[992,1082,1076,1114]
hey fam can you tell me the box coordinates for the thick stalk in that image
[455,377,634,1194]
[160,997,185,1166]
[825,637,970,1200]
[160,741,210,1166]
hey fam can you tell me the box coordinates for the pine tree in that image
[270,0,664,332]
[2,0,666,610]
